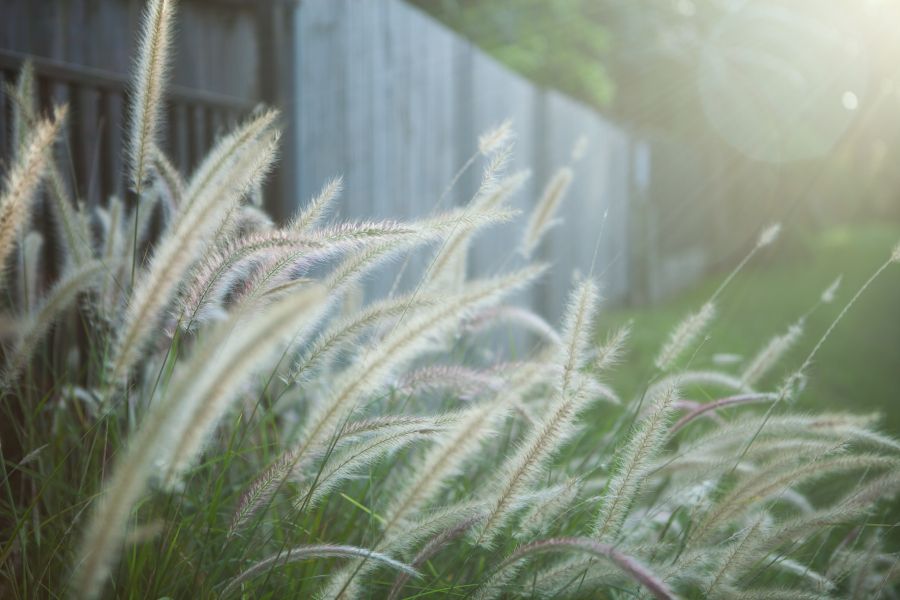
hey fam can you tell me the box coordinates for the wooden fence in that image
[0,0,715,318]
[292,0,659,318]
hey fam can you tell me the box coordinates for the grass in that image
[601,222,900,435]
[3,2,900,597]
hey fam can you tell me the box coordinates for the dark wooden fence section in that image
[0,0,296,216]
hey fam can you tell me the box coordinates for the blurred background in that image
[1,0,898,430]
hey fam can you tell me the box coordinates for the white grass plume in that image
[289,176,343,232]
[323,242,400,293]
[476,279,600,546]
[425,169,529,290]
[295,423,445,511]
[47,152,92,271]
[228,450,297,538]
[182,206,513,327]
[592,380,678,541]
[820,275,842,304]
[7,70,90,269]
[289,292,438,385]
[761,471,900,552]
[464,305,562,346]
[529,557,623,597]
[159,285,327,484]
[654,301,715,371]
[891,240,900,263]
[734,240,900,474]
[649,370,750,400]
[520,167,573,258]
[180,109,276,212]
[179,220,418,324]
[704,517,768,596]
[756,223,781,248]
[0,107,65,285]
[228,218,458,317]
[478,537,676,600]
[220,544,419,599]
[478,118,513,156]
[514,478,581,540]
[386,516,482,600]
[692,454,900,545]
[595,322,631,372]
[395,364,504,400]
[330,201,513,298]
[668,393,777,437]
[128,0,175,193]
[324,501,489,600]
[570,135,589,161]
[73,285,325,599]
[383,362,548,533]
[671,413,890,461]
[292,265,545,467]
[226,416,454,537]
[109,111,280,385]
[5,259,108,381]
[741,319,803,386]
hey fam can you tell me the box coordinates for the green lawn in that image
[598,222,900,435]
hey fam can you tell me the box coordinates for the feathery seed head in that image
[777,369,808,403]
[820,275,842,304]
[521,167,574,259]
[478,118,514,156]
[297,265,547,463]
[128,0,176,193]
[593,380,678,541]
[110,113,281,383]
[486,538,677,600]
[595,322,631,372]
[290,175,343,232]
[741,319,804,386]
[474,280,600,547]
[756,222,782,248]
[654,301,715,371]
[0,107,66,281]
[75,283,328,599]
[891,240,900,263]
[463,305,562,346]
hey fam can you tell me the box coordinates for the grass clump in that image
[1,3,899,598]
